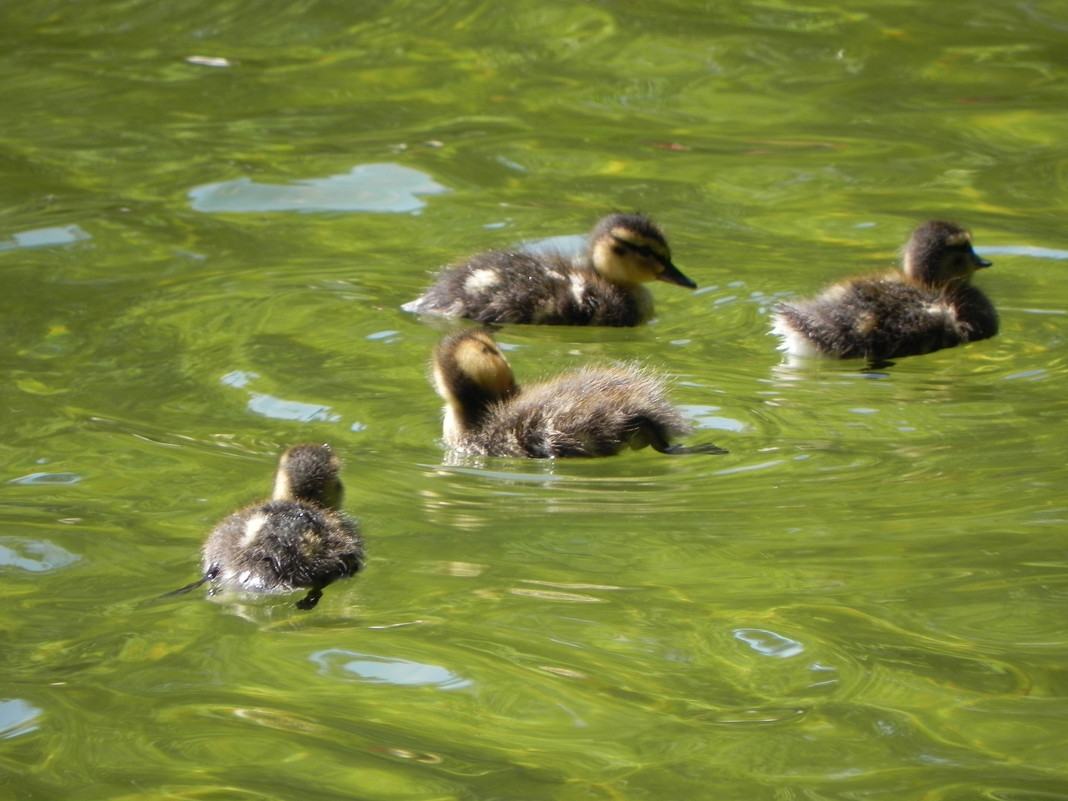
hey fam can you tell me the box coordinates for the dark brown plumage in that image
[431,330,727,458]
[772,220,997,365]
[167,444,364,610]
[403,213,696,326]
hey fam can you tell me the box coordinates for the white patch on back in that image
[464,268,500,294]
[239,512,269,547]
[569,274,587,305]
[823,283,851,301]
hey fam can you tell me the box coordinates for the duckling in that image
[165,444,364,610]
[402,213,696,326]
[431,329,727,458]
[771,220,997,366]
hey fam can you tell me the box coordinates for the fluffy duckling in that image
[402,213,696,326]
[772,220,997,365]
[431,330,727,458]
[166,444,364,610]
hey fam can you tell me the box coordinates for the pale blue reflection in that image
[977,245,1068,260]
[679,404,747,433]
[0,224,90,252]
[0,699,42,739]
[189,163,450,214]
[245,394,340,424]
[220,371,340,423]
[521,233,585,259]
[311,649,472,690]
[733,628,805,658]
[7,472,82,486]
[1002,369,1049,381]
[220,370,257,389]
[0,539,78,572]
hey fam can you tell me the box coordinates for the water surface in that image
[2,1,1067,799]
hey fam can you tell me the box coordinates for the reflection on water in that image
[189,163,450,214]
[733,628,805,659]
[0,538,79,572]
[0,225,91,252]
[0,699,42,740]
[7,472,83,486]
[979,244,1068,260]
[221,370,342,423]
[312,649,473,690]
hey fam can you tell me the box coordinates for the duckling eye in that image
[611,244,627,256]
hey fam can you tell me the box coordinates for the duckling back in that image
[431,330,719,458]
[470,365,694,458]
[772,221,997,363]
[202,499,363,594]
[198,443,364,608]
[404,249,652,326]
[403,213,694,327]
[773,276,996,362]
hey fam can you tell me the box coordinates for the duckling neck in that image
[909,269,970,294]
[578,257,655,322]
[274,470,342,509]
[443,383,514,439]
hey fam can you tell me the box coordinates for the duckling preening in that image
[165,444,364,610]
[403,213,696,326]
[772,220,997,366]
[430,329,727,458]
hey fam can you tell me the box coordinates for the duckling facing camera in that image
[403,213,696,326]
[772,220,997,366]
[167,444,364,610]
[430,330,727,458]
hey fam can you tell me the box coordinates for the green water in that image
[3,0,1067,798]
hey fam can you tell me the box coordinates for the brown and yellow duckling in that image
[771,220,997,366]
[431,330,727,458]
[402,213,696,326]
[166,443,364,610]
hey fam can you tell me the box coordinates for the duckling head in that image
[903,220,991,288]
[589,213,696,289]
[433,330,517,436]
[273,443,344,509]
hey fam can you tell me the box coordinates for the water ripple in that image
[310,649,473,690]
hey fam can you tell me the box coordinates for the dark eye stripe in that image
[611,235,670,266]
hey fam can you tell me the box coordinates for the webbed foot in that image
[296,588,323,610]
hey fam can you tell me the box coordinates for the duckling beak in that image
[657,261,697,289]
[973,252,992,269]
